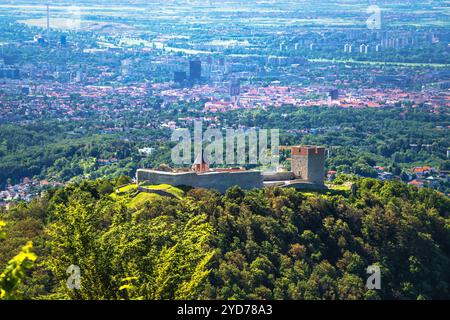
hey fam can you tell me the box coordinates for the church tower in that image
[192,151,210,173]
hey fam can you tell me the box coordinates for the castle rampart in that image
[136,169,263,193]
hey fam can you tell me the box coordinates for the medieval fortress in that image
[137,145,326,193]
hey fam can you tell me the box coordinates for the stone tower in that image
[291,146,326,185]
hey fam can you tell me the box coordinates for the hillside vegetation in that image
[0,178,449,300]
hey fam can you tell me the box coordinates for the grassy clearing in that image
[140,184,185,199]
[128,192,162,208]
[110,183,184,208]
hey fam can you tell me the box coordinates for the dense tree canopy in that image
[0,177,449,300]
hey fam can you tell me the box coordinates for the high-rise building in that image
[21,86,30,95]
[230,78,240,105]
[329,89,339,100]
[74,70,82,83]
[60,35,67,46]
[174,71,187,83]
[189,60,201,82]
[121,59,132,76]
[0,68,20,79]
[230,78,240,96]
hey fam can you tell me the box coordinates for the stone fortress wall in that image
[261,171,296,181]
[137,169,263,193]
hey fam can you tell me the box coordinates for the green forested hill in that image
[0,178,449,300]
